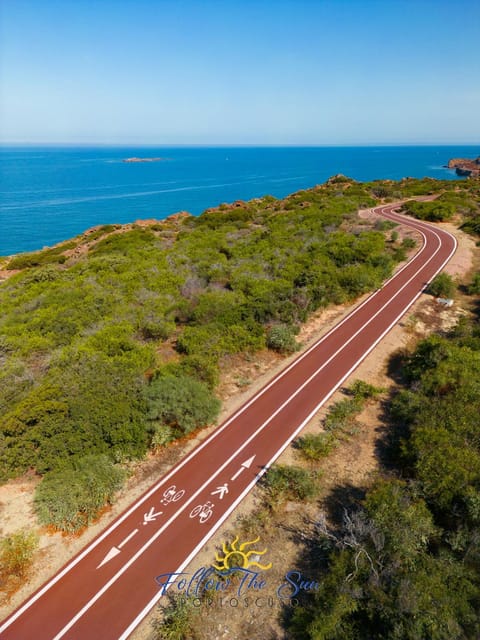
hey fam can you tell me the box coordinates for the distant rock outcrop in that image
[123,157,165,163]
[447,156,480,177]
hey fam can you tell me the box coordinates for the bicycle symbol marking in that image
[161,485,186,506]
[189,501,214,523]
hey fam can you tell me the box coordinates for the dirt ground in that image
[0,215,476,638]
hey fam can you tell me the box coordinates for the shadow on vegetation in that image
[385,347,408,383]
[275,482,366,634]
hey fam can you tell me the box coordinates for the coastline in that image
[0,145,475,257]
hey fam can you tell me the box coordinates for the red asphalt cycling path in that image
[0,204,457,640]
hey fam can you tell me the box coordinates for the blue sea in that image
[0,145,477,256]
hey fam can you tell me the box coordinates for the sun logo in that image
[212,535,272,572]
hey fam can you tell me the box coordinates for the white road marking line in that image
[118,529,139,549]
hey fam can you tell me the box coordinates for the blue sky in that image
[1,0,479,145]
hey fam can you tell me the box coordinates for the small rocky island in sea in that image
[123,157,166,163]
[446,155,480,177]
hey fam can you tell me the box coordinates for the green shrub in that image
[7,243,76,269]
[152,596,199,640]
[324,397,363,433]
[295,432,337,461]
[467,273,480,295]
[0,530,38,580]
[176,322,265,358]
[266,324,298,353]
[178,354,219,389]
[34,454,126,533]
[139,319,175,341]
[260,464,320,508]
[375,219,397,231]
[402,199,456,222]
[150,424,177,450]
[349,379,384,400]
[402,237,417,249]
[0,349,150,479]
[371,186,394,199]
[427,272,455,298]
[144,373,220,436]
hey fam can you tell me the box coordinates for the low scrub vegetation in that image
[0,181,402,487]
[0,529,38,599]
[260,464,321,510]
[0,175,479,528]
[34,455,126,532]
[289,305,480,638]
[295,380,383,461]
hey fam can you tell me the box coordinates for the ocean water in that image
[0,145,477,256]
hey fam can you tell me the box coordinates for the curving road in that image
[0,204,457,640]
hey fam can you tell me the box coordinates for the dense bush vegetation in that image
[144,373,221,438]
[468,273,480,295]
[7,242,77,269]
[289,309,480,638]
[0,179,404,484]
[401,198,456,221]
[266,324,299,353]
[397,183,480,225]
[34,455,126,532]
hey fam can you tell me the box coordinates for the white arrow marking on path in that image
[230,455,256,481]
[143,507,163,525]
[96,529,139,569]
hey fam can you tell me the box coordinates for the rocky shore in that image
[447,156,480,177]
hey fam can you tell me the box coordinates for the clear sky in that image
[0,0,479,145]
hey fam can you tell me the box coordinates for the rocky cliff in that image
[447,156,480,177]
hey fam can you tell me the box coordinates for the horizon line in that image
[1,142,479,149]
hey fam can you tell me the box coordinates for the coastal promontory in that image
[447,156,480,177]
